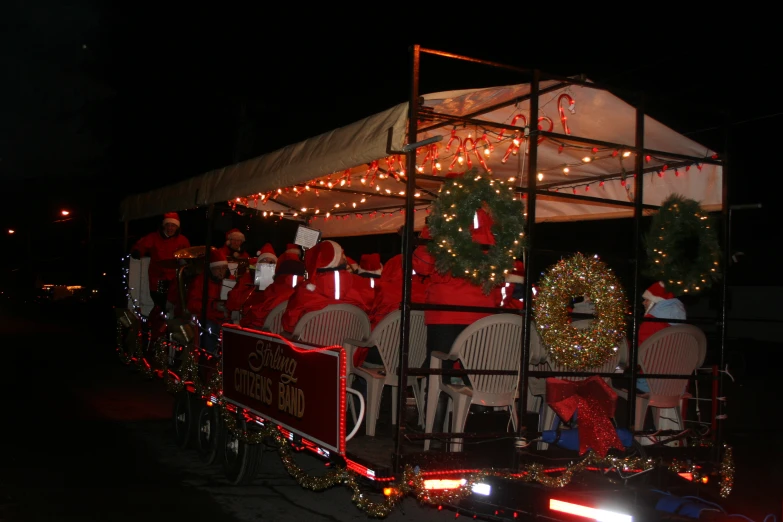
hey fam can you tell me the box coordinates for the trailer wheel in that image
[220,417,263,485]
[173,390,195,449]
[196,402,221,465]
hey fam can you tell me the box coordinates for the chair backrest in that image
[451,313,524,395]
[637,324,707,399]
[371,310,427,378]
[262,300,288,334]
[291,303,371,347]
[541,319,626,383]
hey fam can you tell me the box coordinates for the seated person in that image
[240,259,306,330]
[185,248,229,353]
[281,240,367,333]
[613,281,686,429]
[219,228,249,261]
[352,253,383,310]
[225,256,258,322]
[276,243,302,266]
[494,259,525,310]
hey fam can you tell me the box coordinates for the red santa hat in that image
[162,212,180,227]
[345,256,359,272]
[209,247,228,268]
[642,281,674,304]
[358,253,383,275]
[225,228,245,244]
[506,260,525,284]
[419,226,432,240]
[470,208,496,246]
[257,242,278,263]
[304,240,343,291]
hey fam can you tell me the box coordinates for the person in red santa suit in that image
[352,252,431,369]
[219,228,249,261]
[130,212,190,310]
[225,256,258,322]
[494,259,526,311]
[240,258,306,330]
[276,243,302,267]
[419,208,500,440]
[185,247,229,353]
[345,256,359,274]
[613,281,687,429]
[281,240,367,333]
[352,253,383,311]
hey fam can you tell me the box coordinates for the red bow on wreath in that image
[545,375,623,457]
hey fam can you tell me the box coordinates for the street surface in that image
[1,298,779,521]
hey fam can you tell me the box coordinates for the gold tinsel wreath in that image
[534,253,628,370]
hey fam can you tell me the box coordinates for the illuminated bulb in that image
[315,209,320,214]
[563,167,570,174]
[435,161,442,170]
[582,156,591,163]
[325,212,330,218]
[340,179,346,186]
[508,177,515,182]
[457,155,464,165]
[385,189,392,194]
[512,137,520,146]
[279,212,284,217]
[414,192,420,197]
[484,147,490,156]
[301,207,307,212]
[263,211,268,216]
[417,165,424,172]
[305,185,311,191]
[537,173,544,181]
[360,178,367,184]
[375,186,381,191]
[360,198,366,203]
[352,202,357,208]
[398,191,405,195]
[293,212,298,216]
[623,151,632,157]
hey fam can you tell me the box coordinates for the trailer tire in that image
[220,417,263,485]
[173,390,195,449]
[196,402,221,465]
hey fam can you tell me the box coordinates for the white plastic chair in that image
[289,303,371,348]
[423,313,524,452]
[261,300,288,335]
[612,324,706,444]
[345,310,428,436]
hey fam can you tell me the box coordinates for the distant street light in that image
[8,229,14,234]
[61,210,70,216]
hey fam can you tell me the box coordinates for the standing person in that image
[130,212,190,310]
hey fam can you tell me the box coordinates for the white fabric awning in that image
[120,80,722,237]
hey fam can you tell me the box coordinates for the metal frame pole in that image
[201,204,215,325]
[627,95,646,430]
[517,69,540,449]
[393,44,421,473]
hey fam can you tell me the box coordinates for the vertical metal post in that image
[201,204,215,325]
[517,69,540,445]
[87,208,93,289]
[627,95,646,430]
[716,111,731,459]
[393,44,420,473]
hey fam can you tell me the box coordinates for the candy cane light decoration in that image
[497,113,527,142]
[558,94,575,135]
[537,116,554,145]
[501,115,527,163]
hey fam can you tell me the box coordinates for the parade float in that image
[114,46,746,520]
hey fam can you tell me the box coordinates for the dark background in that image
[1,5,776,302]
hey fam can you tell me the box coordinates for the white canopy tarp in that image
[120,80,721,237]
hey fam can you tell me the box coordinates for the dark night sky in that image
[0,4,777,289]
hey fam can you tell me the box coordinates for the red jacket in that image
[226,270,254,312]
[281,269,367,333]
[493,282,525,311]
[368,253,429,328]
[218,245,249,261]
[186,273,226,323]
[638,314,669,345]
[413,245,495,325]
[352,272,380,312]
[131,229,190,293]
[240,274,300,330]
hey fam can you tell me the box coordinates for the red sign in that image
[220,325,346,453]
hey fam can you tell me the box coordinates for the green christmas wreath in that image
[427,168,526,294]
[644,194,721,296]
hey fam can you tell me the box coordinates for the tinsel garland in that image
[644,194,721,296]
[115,319,143,367]
[719,444,734,498]
[427,168,526,294]
[534,253,628,370]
